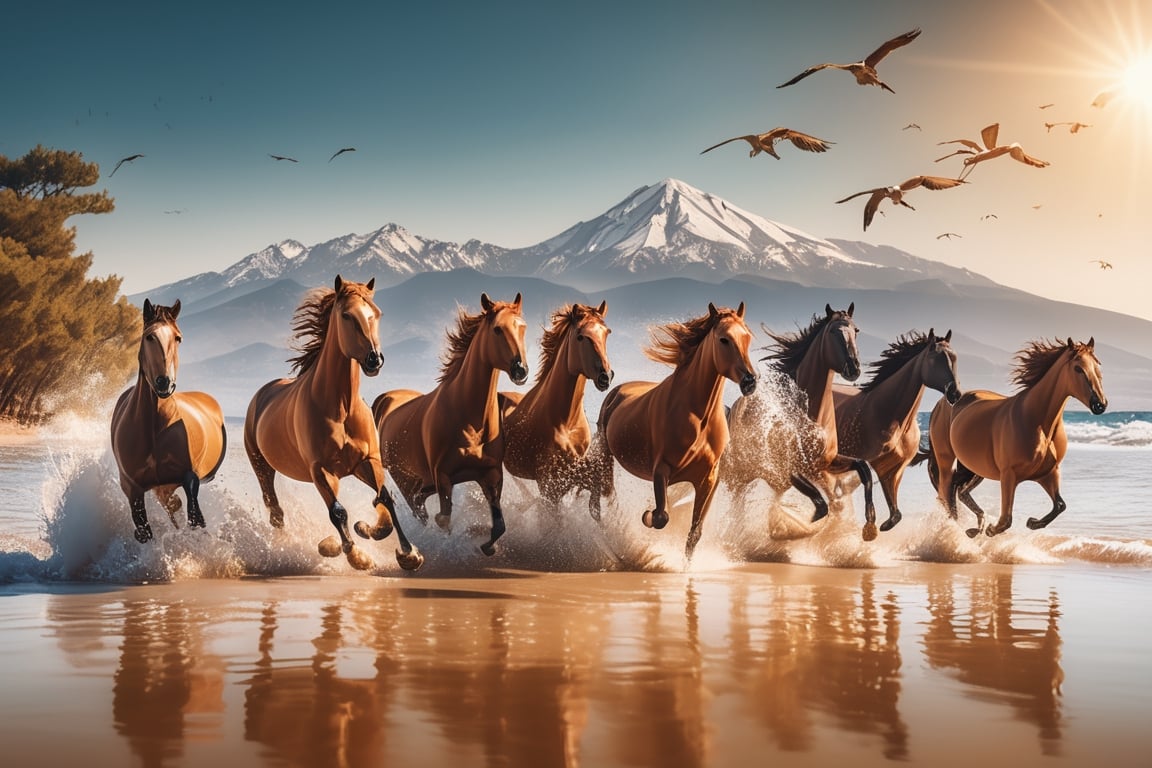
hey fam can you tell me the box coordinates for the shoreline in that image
[0,420,42,445]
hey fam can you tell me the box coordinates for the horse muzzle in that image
[154,376,176,398]
[361,350,384,377]
[739,372,757,396]
[595,368,614,392]
[944,381,961,404]
[1090,393,1107,415]
[842,360,861,382]
[510,359,529,386]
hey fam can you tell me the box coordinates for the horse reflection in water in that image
[924,571,1064,754]
[723,303,878,541]
[587,302,757,562]
[500,301,614,509]
[920,337,1106,537]
[110,299,227,543]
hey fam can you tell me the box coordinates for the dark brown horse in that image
[244,276,422,571]
[500,301,614,507]
[373,293,529,556]
[723,303,878,540]
[111,299,227,543]
[587,302,757,561]
[922,337,1106,537]
[832,329,960,532]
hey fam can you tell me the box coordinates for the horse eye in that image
[175,336,183,344]
[341,311,353,321]
[494,326,503,335]
[577,334,586,342]
[720,337,730,345]
[146,333,155,342]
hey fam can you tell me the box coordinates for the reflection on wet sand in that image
[923,570,1064,755]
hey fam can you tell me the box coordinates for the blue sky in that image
[5,0,1151,319]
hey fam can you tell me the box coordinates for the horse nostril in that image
[740,373,757,395]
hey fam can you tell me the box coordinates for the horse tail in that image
[202,423,228,483]
[909,433,940,490]
[370,392,389,425]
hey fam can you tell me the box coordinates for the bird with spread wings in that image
[1089,259,1113,270]
[700,127,833,159]
[109,154,145,177]
[935,123,1049,180]
[328,147,356,162]
[835,175,966,231]
[777,28,921,93]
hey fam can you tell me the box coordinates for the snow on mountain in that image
[223,239,307,286]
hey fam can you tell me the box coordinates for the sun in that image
[1119,53,1152,109]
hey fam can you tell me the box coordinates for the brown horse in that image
[723,303,878,541]
[373,293,529,556]
[243,276,422,571]
[832,329,960,532]
[500,301,614,507]
[111,299,227,543]
[586,302,757,561]
[922,337,1106,537]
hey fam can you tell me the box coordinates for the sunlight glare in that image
[1120,53,1152,108]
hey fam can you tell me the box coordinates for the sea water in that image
[0,411,1149,583]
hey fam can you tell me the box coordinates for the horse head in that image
[332,275,384,376]
[140,298,182,398]
[568,300,614,391]
[823,302,862,381]
[923,328,961,403]
[1066,336,1107,415]
[708,301,757,395]
[480,292,529,385]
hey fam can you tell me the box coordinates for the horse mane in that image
[438,305,486,383]
[287,281,374,375]
[143,304,179,332]
[1011,338,1089,391]
[859,331,931,393]
[534,304,589,384]
[763,311,844,378]
[645,308,734,367]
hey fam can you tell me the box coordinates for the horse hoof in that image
[396,548,424,571]
[965,527,982,538]
[188,514,206,529]
[652,512,669,530]
[354,520,392,540]
[346,546,374,571]
[1026,517,1043,530]
[811,505,829,523]
[589,506,601,523]
[270,512,285,529]
[879,512,901,532]
[133,525,153,544]
[480,541,497,557]
[435,514,452,532]
[318,536,342,558]
[862,522,878,542]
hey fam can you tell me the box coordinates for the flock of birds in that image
[698,27,1116,268]
[107,146,358,178]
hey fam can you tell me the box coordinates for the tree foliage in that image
[0,146,137,425]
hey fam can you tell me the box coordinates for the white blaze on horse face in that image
[342,299,381,357]
[143,323,180,386]
[573,316,611,378]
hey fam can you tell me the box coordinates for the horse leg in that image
[952,464,987,537]
[1026,469,1066,530]
[433,468,455,532]
[181,470,206,529]
[828,455,877,541]
[877,467,902,533]
[642,464,671,530]
[684,469,719,562]
[154,485,182,526]
[310,464,371,570]
[585,433,614,522]
[245,439,285,528]
[790,474,829,522]
[477,467,507,556]
[985,472,1018,537]
[351,458,424,572]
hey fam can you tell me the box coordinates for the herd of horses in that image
[109,275,1108,572]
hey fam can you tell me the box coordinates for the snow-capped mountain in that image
[131,178,994,307]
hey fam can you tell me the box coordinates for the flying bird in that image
[936,232,962,240]
[1044,121,1092,134]
[269,153,298,162]
[1038,103,1055,109]
[1089,259,1113,270]
[902,123,922,131]
[328,147,356,162]
[777,28,921,94]
[700,127,833,159]
[1032,204,1043,210]
[109,153,145,177]
[1091,85,1120,108]
[834,175,966,231]
[981,213,998,220]
[935,123,1049,180]
[163,208,187,215]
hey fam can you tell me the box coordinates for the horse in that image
[722,303,879,541]
[586,302,757,562]
[499,301,614,507]
[373,293,529,556]
[920,337,1106,537]
[831,328,961,532]
[111,298,227,543]
[243,276,423,571]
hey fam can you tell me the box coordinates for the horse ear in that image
[1087,336,1095,349]
[1067,337,1074,349]
[944,329,952,342]
[366,278,375,292]
[334,275,344,292]
[597,300,607,316]
[736,301,746,319]
[927,327,935,342]
[513,292,522,308]
[825,303,834,317]
[170,299,181,320]
[480,293,494,312]
[847,302,855,317]
[708,302,719,318]
[143,299,154,323]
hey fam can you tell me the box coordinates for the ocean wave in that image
[1062,418,1152,447]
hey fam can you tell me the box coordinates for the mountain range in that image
[130,178,1152,416]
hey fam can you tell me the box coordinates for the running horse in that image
[111,299,227,543]
[243,276,423,571]
[723,303,879,540]
[921,337,1106,537]
[373,293,529,556]
[586,302,757,561]
[500,301,614,507]
[832,329,960,532]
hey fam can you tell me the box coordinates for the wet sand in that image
[1,562,1149,767]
